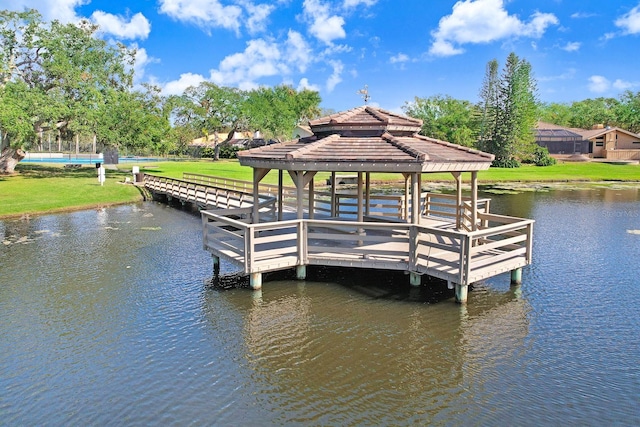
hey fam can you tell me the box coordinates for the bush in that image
[492,158,521,168]
[532,146,556,166]
[200,143,243,159]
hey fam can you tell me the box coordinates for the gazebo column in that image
[308,177,315,219]
[252,168,270,224]
[357,172,364,222]
[278,170,284,221]
[296,171,305,219]
[452,172,462,229]
[471,171,478,231]
[403,173,410,221]
[365,172,371,217]
[288,170,317,219]
[330,172,337,217]
[410,172,421,224]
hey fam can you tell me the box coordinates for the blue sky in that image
[3,0,640,112]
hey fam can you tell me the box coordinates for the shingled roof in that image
[238,106,494,173]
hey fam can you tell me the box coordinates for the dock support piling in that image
[510,268,522,285]
[212,255,220,277]
[250,272,262,290]
[409,272,421,287]
[455,283,468,304]
[296,265,307,280]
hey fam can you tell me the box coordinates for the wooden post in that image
[452,172,462,229]
[296,171,304,219]
[365,172,371,216]
[308,176,315,219]
[252,169,260,223]
[403,173,410,221]
[330,172,337,217]
[212,255,220,277]
[471,171,478,231]
[278,170,283,221]
[411,173,420,224]
[296,265,307,280]
[357,172,364,223]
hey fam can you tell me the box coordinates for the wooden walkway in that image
[144,173,534,301]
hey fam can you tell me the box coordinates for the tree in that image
[402,94,479,147]
[615,91,640,133]
[242,85,321,142]
[479,53,538,167]
[0,9,136,173]
[537,102,572,127]
[478,59,499,154]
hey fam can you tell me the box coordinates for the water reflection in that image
[208,273,531,424]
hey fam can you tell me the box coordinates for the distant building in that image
[535,121,640,160]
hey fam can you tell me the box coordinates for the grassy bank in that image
[2,160,639,219]
[131,159,640,184]
[1,165,144,218]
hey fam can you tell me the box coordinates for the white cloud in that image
[209,38,287,89]
[615,4,640,34]
[297,78,320,92]
[285,31,313,72]
[587,75,640,93]
[0,0,86,22]
[303,0,347,45]
[343,0,377,8]
[429,0,558,56]
[162,72,207,95]
[159,0,243,34]
[389,53,409,64]
[326,60,343,92]
[92,11,151,40]
[570,12,596,19]
[538,68,576,82]
[238,1,275,34]
[588,75,610,93]
[613,79,640,90]
[561,41,581,52]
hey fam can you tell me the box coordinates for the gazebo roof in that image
[238,106,494,173]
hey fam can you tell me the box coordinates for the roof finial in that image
[357,84,370,104]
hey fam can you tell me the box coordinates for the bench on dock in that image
[64,164,82,169]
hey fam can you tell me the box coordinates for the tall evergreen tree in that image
[478,59,499,154]
[479,53,538,167]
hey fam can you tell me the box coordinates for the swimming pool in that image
[22,156,162,164]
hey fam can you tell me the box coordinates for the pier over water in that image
[146,106,534,303]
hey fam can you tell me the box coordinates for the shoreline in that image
[3,180,638,221]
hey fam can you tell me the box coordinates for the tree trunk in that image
[0,147,26,174]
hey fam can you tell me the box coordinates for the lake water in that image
[1,185,639,425]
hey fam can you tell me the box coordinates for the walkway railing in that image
[144,174,276,222]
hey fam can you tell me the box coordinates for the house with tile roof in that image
[535,121,640,160]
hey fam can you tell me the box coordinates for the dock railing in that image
[201,209,534,285]
[183,173,488,226]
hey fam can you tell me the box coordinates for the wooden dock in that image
[144,173,533,303]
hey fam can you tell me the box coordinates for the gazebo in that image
[195,105,534,302]
[238,105,494,228]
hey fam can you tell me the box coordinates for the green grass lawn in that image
[2,159,638,219]
[1,165,143,218]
